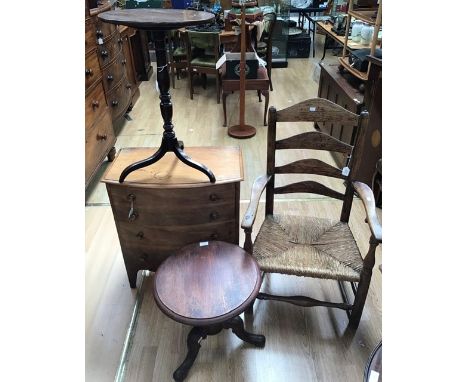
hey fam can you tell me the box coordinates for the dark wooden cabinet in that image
[317,61,381,185]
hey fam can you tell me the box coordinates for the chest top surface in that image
[102,146,243,188]
[98,9,215,31]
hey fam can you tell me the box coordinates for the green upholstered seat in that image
[173,47,187,58]
[190,55,216,68]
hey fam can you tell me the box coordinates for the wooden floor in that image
[85,36,382,382]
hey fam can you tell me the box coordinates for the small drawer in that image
[118,220,239,270]
[85,111,115,181]
[95,18,118,41]
[107,78,132,120]
[85,50,102,90]
[97,33,123,68]
[85,81,107,131]
[102,55,126,93]
[107,183,236,223]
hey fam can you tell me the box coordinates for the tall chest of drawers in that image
[85,3,116,187]
[102,146,244,288]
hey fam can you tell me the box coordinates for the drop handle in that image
[118,37,123,44]
[121,59,127,65]
[101,50,108,57]
[96,133,107,141]
[96,30,103,37]
[127,194,138,222]
[107,75,114,81]
[92,100,99,109]
[210,211,219,220]
[85,68,93,76]
[112,100,119,107]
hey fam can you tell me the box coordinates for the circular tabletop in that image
[153,241,261,326]
[97,9,215,31]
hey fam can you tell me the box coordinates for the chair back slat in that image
[275,158,345,179]
[276,131,353,154]
[274,181,345,200]
[275,98,359,124]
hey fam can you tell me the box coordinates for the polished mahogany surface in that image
[153,241,261,326]
[98,9,215,31]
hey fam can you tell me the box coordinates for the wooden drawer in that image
[85,49,102,90]
[108,183,236,226]
[85,17,95,54]
[85,81,107,131]
[117,220,239,271]
[97,33,123,68]
[85,111,115,181]
[95,18,118,42]
[102,55,126,93]
[107,78,132,120]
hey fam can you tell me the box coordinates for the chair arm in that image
[352,181,382,242]
[241,174,272,230]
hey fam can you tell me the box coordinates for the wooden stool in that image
[153,241,266,381]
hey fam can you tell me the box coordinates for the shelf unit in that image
[338,0,381,81]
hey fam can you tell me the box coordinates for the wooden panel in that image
[85,49,102,90]
[101,54,126,93]
[95,17,118,41]
[85,80,107,130]
[275,159,345,179]
[276,98,359,124]
[107,183,236,226]
[85,17,95,54]
[106,77,132,121]
[85,111,115,181]
[274,181,345,200]
[276,131,352,154]
[102,147,244,187]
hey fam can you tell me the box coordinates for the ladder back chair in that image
[187,31,221,104]
[241,98,382,328]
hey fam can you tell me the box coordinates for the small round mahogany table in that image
[153,241,265,381]
[98,9,217,183]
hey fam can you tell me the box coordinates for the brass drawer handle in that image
[107,74,114,81]
[96,133,107,141]
[210,211,219,220]
[209,193,219,201]
[121,59,127,65]
[101,50,108,57]
[128,194,138,222]
[112,100,119,107]
[85,68,93,76]
[118,37,123,44]
[92,100,99,109]
[96,30,103,37]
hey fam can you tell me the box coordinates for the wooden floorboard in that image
[85,34,381,382]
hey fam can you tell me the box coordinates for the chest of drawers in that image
[102,146,244,288]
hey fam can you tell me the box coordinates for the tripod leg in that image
[119,145,167,183]
[174,146,216,183]
[173,327,206,382]
[224,316,265,347]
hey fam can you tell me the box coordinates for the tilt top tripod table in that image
[98,9,217,183]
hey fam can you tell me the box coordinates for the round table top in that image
[97,9,215,31]
[153,241,261,326]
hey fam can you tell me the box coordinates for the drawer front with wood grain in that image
[85,111,115,181]
[95,18,118,42]
[107,78,132,120]
[97,33,123,68]
[85,49,102,90]
[101,55,126,93]
[85,81,107,130]
[107,183,236,226]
